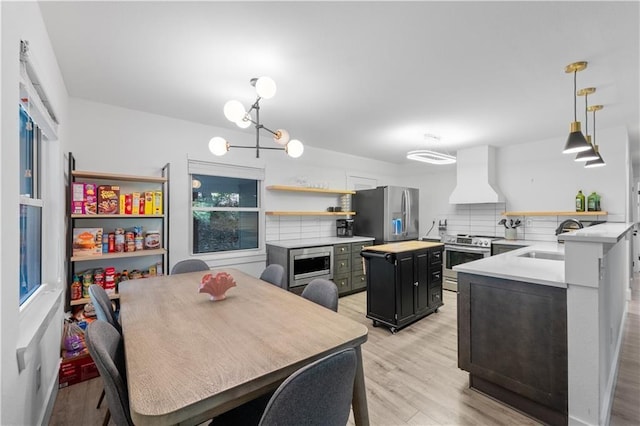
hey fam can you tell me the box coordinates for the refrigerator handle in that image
[402,189,410,235]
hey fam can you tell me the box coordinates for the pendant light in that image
[585,105,606,168]
[574,87,599,162]
[563,62,591,154]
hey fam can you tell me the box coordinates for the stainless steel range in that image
[443,234,500,292]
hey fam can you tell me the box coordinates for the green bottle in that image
[587,192,597,211]
[576,190,585,212]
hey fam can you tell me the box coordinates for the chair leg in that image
[102,408,111,426]
[96,389,105,409]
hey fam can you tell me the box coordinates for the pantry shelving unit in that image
[265,185,356,216]
[66,153,170,308]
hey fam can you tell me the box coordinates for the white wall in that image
[1,2,69,424]
[399,127,631,241]
[66,98,404,276]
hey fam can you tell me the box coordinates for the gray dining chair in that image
[88,284,121,334]
[85,320,133,426]
[301,278,339,312]
[171,259,209,275]
[259,264,286,288]
[88,284,122,412]
[211,348,357,426]
[259,348,357,425]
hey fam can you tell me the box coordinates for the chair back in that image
[85,321,133,426]
[259,264,286,288]
[301,278,339,312]
[88,284,121,334]
[171,259,209,275]
[258,348,357,426]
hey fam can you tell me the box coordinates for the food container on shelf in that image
[145,230,161,249]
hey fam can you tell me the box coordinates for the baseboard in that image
[600,301,629,426]
[38,358,61,426]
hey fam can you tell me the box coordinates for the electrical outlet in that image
[526,219,533,227]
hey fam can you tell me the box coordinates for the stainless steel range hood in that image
[449,145,505,204]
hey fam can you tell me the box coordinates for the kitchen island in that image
[362,241,444,333]
[455,223,634,426]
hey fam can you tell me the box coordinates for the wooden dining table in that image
[119,268,370,425]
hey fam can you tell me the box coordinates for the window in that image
[189,161,264,254]
[19,106,42,304]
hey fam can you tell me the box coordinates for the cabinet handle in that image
[340,262,345,267]
[360,277,365,282]
[434,273,441,279]
[340,247,345,252]
[414,281,419,287]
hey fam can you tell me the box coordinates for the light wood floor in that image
[50,278,640,426]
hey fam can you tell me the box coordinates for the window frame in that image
[188,161,265,257]
[18,105,43,305]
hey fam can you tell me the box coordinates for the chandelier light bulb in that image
[255,76,277,99]
[209,137,229,156]
[286,139,304,158]
[235,114,252,129]
[273,129,290,145]
[223,100,246,122]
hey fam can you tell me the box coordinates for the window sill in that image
[16,284,63,372]
[198,250,267,269]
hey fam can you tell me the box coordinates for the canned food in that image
[134,236,144,251]
[104,267,116,294]
[114,233,125,252]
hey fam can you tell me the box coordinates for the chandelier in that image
[209,77,304,158]
[406,134,456,165]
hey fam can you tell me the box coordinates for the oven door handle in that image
[445,246,490,255]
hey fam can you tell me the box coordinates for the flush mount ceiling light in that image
[407,134,456,165]
[584,104,606,168]
[209,76,304,158]
[574,87,599,162]
[563,61,592,154]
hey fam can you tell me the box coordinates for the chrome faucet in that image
[555,218,584,235]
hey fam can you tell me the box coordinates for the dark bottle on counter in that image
[575,190,585,212]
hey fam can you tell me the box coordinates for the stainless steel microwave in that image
[289,246,333,288]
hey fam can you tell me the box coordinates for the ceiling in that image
[39,1,639,167]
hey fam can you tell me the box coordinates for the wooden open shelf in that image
[71,214,164,219]
[266,211,356,216]
[70,292,119,307]
[71,248,166,262]
[266,185,355,195]
[502,211,607,217]
[72,170,167,183]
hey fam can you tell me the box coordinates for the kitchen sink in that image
[518,251,564,261]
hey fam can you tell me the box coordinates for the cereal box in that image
[84,183,97,215]
[72,228,103,257]
[124,194,133,215]
[153,191,163,215]
[144,192,154,215]
[71,183,85,214]
[132,192,140,215]
[97,185,120,214]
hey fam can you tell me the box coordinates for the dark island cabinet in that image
[457,272,568,425]
[362,243,443,333]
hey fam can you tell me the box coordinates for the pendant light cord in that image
[573,71,578,122]
[584,93,589,137]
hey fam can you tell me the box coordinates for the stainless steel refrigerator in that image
[352,186,419,244]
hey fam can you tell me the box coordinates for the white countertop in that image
[454,242,566,288]
[266,236,375,249]
[557,222,635,244]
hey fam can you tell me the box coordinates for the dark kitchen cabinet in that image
[333,241,373,295]
[362,242,443,333]
[457,272,567,425]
